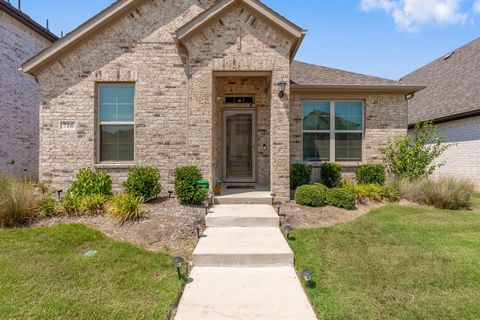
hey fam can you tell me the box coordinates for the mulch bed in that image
[34,197,206,259]
[280,201,385,228]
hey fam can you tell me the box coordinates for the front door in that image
[223,110,256,182]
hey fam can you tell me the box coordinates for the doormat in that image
[226,186,256,190]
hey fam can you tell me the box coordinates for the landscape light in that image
[172,256,184,279]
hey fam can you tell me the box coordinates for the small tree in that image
[382,121,451,181]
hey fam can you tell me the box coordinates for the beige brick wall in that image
[409,115,480,190]
[290,93,408,182]
[0,12,52,177]
[35,0,293,199]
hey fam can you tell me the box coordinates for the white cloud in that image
[474,0,480,12]
[360,0,468,31]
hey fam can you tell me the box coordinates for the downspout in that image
[185,47,191,165]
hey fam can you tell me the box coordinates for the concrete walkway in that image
[175,204,317,320]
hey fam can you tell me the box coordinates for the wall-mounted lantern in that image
[277,79,287,98]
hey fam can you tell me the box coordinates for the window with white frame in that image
[98,84,135,162]
[302,101,363,162]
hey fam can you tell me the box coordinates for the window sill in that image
[302,161,364,168]
[94,163,135,170]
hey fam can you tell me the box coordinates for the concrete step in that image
[214,189,273,205]
[193,227,293,267]
[175,267,317,320]
[206,204,279,228]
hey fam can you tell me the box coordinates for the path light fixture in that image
[172,256,184,280]
[275,201,282,216]
[302,268,313,287]
[284,225,293,240]
[203,200,210,216]
[277,79,287,98]
[194,219,202,239]
[57,189,63,200]
[168,190,173,199]
[270,193,276,206]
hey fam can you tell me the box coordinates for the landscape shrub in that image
[383,121,451,181]
[397,177,474,209]
[356,164,386,185]
[326,188,356,210]
[290,163,312,190]
[0,173,39,227]
[420,177,474,210]
[67,168,112,198]
[343,181,399,202]
[295,184,328,207]
[63,194,108,216]
[124,166,161,202]
[37,197,58,218]
[107,193,145,223]
[174,166,206,205]
[320,162,342,188]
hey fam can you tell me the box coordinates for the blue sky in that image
[17,0,480,79]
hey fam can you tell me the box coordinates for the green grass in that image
[0,224,183,320]
[290,194,480,319]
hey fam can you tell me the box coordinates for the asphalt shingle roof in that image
[291,61,401,86]
[402,37,480,124]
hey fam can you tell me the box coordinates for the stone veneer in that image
[290,93,408,181]
[0,11,52,177]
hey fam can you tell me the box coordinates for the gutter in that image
[291,84,426,94]
[408,109,480,129]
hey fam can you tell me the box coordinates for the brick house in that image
[22,0,423,200]
[402,37,480,189]
[0,0,57,177]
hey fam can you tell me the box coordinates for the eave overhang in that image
[291,84,426,94]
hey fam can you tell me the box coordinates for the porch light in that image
[277,79,287,98]
[284,225,293,240]
[172,256,184,279]
[302,268,313,287]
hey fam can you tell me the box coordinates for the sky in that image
[15,0,480,80]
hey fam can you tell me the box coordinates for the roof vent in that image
[443,51,455,60]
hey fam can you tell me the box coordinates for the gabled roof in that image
[175,0,306,61]
[291,61,424,93]
[22,0,146,74]
[402,37,480,124]
[0,0,58,42]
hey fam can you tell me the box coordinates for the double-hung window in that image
[98,84,135,162]
[303,101,363,162]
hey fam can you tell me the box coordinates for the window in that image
[98,84,135,162]
[224,96,254,104]
[302,101,363,162]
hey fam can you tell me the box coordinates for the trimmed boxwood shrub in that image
[320,162,342,188]
[290,163,312,190]
[124,166,161,202]
[295,184,328,207]
[174,166,206,205]
[327,188,356,210]
[356,164,386,185]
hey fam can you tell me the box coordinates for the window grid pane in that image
[100,125,134,162]
[303,101,330,131]
[303,133,330,162]
[99,85,135,122]
[335,101,363,131]
[335,133,362,162]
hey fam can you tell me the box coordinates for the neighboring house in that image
[22,0,423,200]
[0,0,57,177]
[402,37,480,189]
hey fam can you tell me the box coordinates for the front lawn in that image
[290,195,480,319]
[0,224,183,320]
